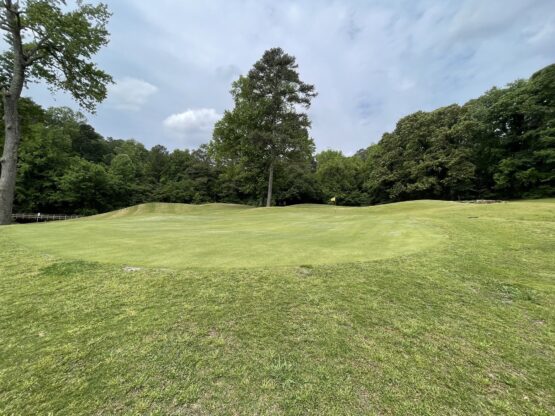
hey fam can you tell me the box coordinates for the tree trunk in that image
[0,0,26,225]
[265,162,274,207]
[0,96,20,224]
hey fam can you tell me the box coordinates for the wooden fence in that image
[12,213,82,222]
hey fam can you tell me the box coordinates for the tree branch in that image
[24,36,50,66]
[2,0,13,11]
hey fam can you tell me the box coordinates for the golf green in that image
[3,201,447,268]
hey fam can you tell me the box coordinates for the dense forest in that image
[1,63,554,215]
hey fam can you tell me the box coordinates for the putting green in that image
[3,201,446,268]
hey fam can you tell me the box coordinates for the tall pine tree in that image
[212,48,316,206]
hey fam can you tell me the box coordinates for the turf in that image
[2,201,445,268]
[0,200,554,414]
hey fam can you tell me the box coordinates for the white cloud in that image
[527,20,555,51]
[163,108,221,147]
[108,77,158,111]
[448,0,529,40]
[26,0,555,152]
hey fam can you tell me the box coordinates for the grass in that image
[2,202,444,268]
[0,199,554,414]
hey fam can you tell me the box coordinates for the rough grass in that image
[0,199,554,415]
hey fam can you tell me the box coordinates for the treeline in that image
[1,64,554,214]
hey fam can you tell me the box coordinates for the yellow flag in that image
[330,196,336,203]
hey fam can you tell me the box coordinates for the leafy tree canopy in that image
[211,47,316,206]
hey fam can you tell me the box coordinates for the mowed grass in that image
[2,202,445,268]
[0,200,554,415]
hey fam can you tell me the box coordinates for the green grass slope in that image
[0,200,554,415]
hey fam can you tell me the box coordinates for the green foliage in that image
[14,0,112,111]
[54,157,115,214]
[71,123,109,163]
[0,0,113,224]
[360,65,555,204]
[3,64,554,214]
[109,154,135,182]
[485,65,555,197]
[362,105,477,202]
[211,48,316,206]
[315,150,365,205]
[15,120,72,211]
[272,160,321,205]
[156,147,218,204]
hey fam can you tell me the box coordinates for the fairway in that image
[1,200,554,415]
[3,201,445,268]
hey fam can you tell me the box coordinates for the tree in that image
[483,67,554,197]
[362,105,477,203]
[147,144,169,185]
[15,107,74,212]
[156,148,217,204]
[108,153,136,208]
[0,0,111,224]
[315,150,365,205]
[272,159,320,205]
[71,123,109,163]
[54,157,114,215]
[211,48,316,206]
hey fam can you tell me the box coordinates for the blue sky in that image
[26,0,555,153]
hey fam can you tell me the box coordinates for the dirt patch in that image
[462,200,505,204]
[297,265,313,277]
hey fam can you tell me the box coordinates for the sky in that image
[26,0,555,154]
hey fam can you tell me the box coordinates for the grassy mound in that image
[0,199,554,414]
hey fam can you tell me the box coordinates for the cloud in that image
[527,19,555,52]
[163,108,221,147]
[107,77,158,111]
[448,0,527,40]
[25,0,555,152]
[215,64,242,81]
